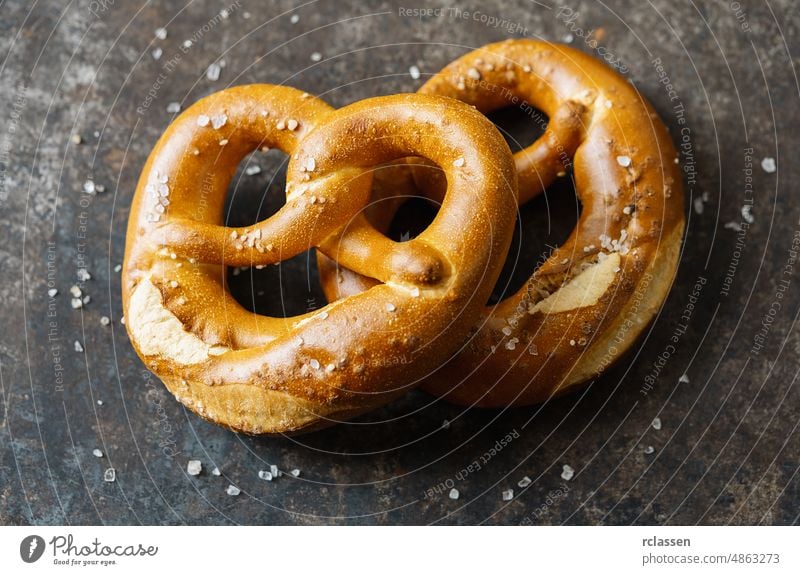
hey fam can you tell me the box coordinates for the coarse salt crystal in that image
[761,157,776,173]
[187,460,202,475]
[206,62,222,81]
[211,113,228,129]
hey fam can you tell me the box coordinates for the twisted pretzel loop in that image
[122,85,518,433]
[319,40,685,407]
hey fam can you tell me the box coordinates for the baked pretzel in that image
[318,40,685,407]
[122,85,518,433]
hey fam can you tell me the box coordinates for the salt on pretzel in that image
[122,85,518,433]
[318,40,685,407]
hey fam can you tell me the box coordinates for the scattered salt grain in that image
[245,165,262,176]
[48,288,58,297]
[409,65,421,80]
[643,445,655,455]
[453,157,465,167]
[652,417,662,430]
[449,488,460,500]
[741,205,754,224]
[103,468,116,482]
[561,464,575,481]
[616,155,632,167]
[92,448,103,458]
[226,484,241,496]
[100,316,110,326]
[151,47,163,60]
[310,52,322,62]
[518,476,532,488]
[74,340,84,353]
[761,157,776,173]
[211,467,221,476]
[502,489,514,501]
[187,460,202,476]
[206,62,222,81]
[197,114,210,127]
[679,374,690,384]
[290,469,301,477]
[290,14,299,24]
[155,27,167,40]
[166,102,181,113]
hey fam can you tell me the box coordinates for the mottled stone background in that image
[1,0,797,525]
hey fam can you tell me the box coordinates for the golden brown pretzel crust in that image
[122,85,518,433]
[319,40,685,407]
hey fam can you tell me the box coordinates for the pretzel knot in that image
[122,85,518,434]
[319,39,686,407]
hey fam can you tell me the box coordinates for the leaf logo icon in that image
[19,535,46,563]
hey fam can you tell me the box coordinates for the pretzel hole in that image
[222,148,326,317]
[387,197,439,243]
[487,104,548,154]
[222,148,289,225]
[488,174,580,305]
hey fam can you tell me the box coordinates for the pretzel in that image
[122,85,518,433]
[318,40,685,407]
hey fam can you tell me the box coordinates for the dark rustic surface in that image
[1,0,798,525]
